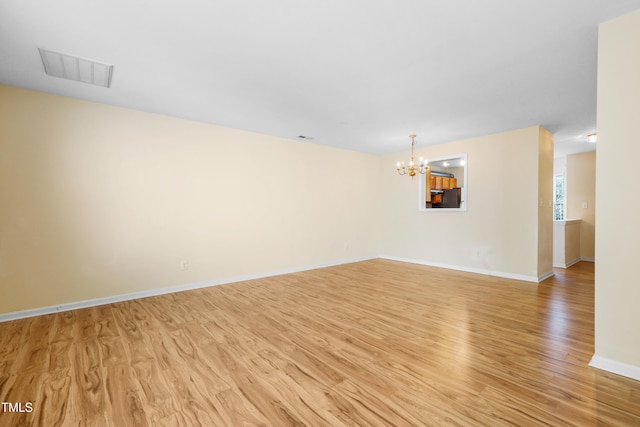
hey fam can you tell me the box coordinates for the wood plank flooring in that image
[1,259,640,426]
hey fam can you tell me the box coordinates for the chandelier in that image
[396,134,427,177]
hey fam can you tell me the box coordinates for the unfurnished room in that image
[1,1,640,425]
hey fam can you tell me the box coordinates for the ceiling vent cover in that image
[38,48,114,88]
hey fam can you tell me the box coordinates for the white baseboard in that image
[379,255,542,283]
[553,257,581,269]
[0,256,377,323]
[538,270,555,282]
[589,355,640,382]
[566,257,582,268]
[553,257,595,269]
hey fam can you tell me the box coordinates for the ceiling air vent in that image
[38,48,114,88]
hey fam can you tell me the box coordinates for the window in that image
[554,173,565,220]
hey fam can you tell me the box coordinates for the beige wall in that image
[0,85,381,315]
[0,84,556,316]
[380,126,552,281]
[553,220,581,268]
[594,9,640,375]
[566,152,596,260]
[537,128,554,278]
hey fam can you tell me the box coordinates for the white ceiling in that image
[2,0,639,155]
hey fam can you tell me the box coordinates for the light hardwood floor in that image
[1,260,640,426]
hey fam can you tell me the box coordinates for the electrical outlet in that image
[181,261,189,271]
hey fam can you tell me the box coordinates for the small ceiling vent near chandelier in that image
[396,134,427,177]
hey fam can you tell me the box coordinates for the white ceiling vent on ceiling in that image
[38,48,114,88]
